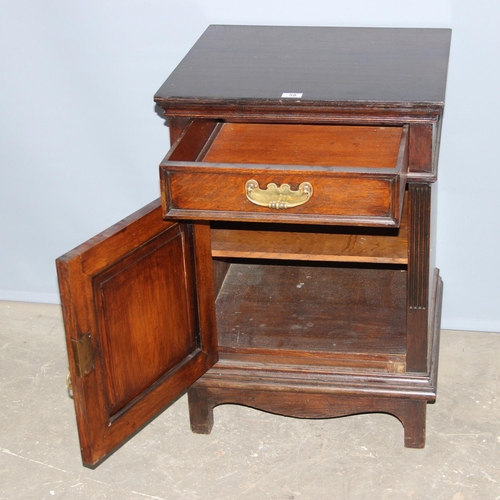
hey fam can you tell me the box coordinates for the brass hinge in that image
[71,333,94,377]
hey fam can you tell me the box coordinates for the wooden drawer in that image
[160,120,409,226]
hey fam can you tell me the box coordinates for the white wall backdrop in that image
[1,0,499,332]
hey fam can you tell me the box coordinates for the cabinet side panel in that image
[409,123,433,174]
[168,117,191,144]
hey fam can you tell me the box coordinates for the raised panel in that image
[94,225,197,414]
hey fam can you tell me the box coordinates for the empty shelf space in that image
[215,261,407,362]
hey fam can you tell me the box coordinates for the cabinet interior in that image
[210,195,409,374]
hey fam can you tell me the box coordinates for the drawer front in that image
[162,168,402,226]
[160,121,408,227]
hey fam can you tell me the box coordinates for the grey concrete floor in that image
[0,301,499,500]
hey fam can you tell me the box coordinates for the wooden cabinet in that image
[57,26,451,467]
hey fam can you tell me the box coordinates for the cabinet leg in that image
[399,400,426,448]
[187,386,214,434]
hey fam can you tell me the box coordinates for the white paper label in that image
[281,92,303,98]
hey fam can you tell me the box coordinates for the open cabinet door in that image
[56,199,217,467]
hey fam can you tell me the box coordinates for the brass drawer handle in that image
[245,180,313,209]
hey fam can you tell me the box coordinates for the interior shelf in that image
[214,260,407,372]
[211,196,408,264]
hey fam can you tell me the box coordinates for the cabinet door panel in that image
[57,199,217,466]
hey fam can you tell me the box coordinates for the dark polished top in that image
[155,25,451,108]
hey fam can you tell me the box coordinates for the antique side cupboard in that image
[57,26,451,466]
